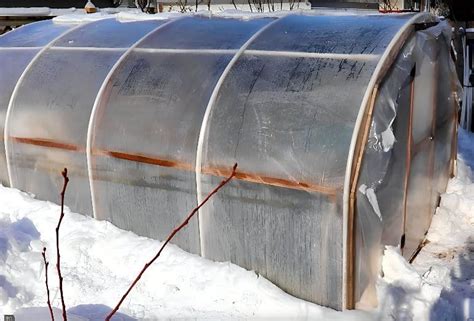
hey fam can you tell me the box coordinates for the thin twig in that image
[105,163,238,321]
[42,247,55,321]
[56,168,69,321]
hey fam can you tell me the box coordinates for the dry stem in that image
[42,247,55,321]
[56,168,69,321]
[105,163,238,321]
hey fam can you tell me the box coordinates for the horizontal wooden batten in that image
[10,136,83,152]
[9,136,340,197]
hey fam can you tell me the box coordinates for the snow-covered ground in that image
[378,129,474,321]
[0,129,473,321]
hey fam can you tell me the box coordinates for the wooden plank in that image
[401,67,415,256]
[10,136,82,152]
[346,85,378,309]
[8,136,340,197]
[345,24,417,307]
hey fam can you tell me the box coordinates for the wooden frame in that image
[8,136,339,198]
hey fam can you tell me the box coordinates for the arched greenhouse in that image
[0,11,459,310]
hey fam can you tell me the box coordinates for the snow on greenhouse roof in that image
[52,11,113,24]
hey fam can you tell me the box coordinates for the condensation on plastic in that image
[198,14,408,310]
[0,20,73,185]
[53,18,161,48]
[247,14,409,54]
[138,16,274,49]
[88,16,273,255]
[354,20,459,308]
[5,18,163,215]
[0,50,38,185]
[0,20,71,47]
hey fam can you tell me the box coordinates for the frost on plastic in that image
[354,20,460,308]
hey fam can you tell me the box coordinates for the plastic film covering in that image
[89,16,274,254]
[0,20,71,48]
[6,18,163,215]
[198,14,409,310]
[0,21,74,185]
[1,13,457,311]
[354,20,459,308]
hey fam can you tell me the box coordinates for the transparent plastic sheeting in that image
[197,14,408,309]
[355,21,459,308]
[90,16,273,255]
[6,18,163,215]
[0,20,73,186]
[0,13,457,310]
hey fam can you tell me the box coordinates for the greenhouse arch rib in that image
[342,12,432,309]
[3,18,111,187]
[86,16,187,221]
[194,16,283,256]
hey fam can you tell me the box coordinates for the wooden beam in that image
[8,136,340,197]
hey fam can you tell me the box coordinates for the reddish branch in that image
[56,168,69,321]
[105,163,238,321]
[42,247,55,321]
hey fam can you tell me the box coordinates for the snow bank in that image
[0,185,368,320]
[0,129,472,320]
[376,128,474,321]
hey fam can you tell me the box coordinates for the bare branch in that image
[106,163,238,321]
[42,247,55,321]
[56,168,69,321]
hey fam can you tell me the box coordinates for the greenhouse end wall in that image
[0,12,459,311]
[353,20,459,308]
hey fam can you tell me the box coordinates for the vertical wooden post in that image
[401,66,415,256]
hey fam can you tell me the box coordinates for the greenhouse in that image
[0,12,459,310]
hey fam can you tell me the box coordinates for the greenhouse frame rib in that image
[4,19,90,186]
[86,16,186,221]
[0,12,436,309]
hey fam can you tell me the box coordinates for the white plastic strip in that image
[341,12,432,309]
[3,21,92,187]
[134,48,238,55]
[86,17,185,220]
[51,47,381,60]
[50,46,128,52]
[245,50,381,61]
[194,17,282,257]
[0,47,43,50]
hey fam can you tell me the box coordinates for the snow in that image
[52,12,113,24]
[0,7,52,16]
[375,128,474,321]
[116,11,189,22]
[85,1,97,10]
[0,184,368,320]
[0,129,473,320]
